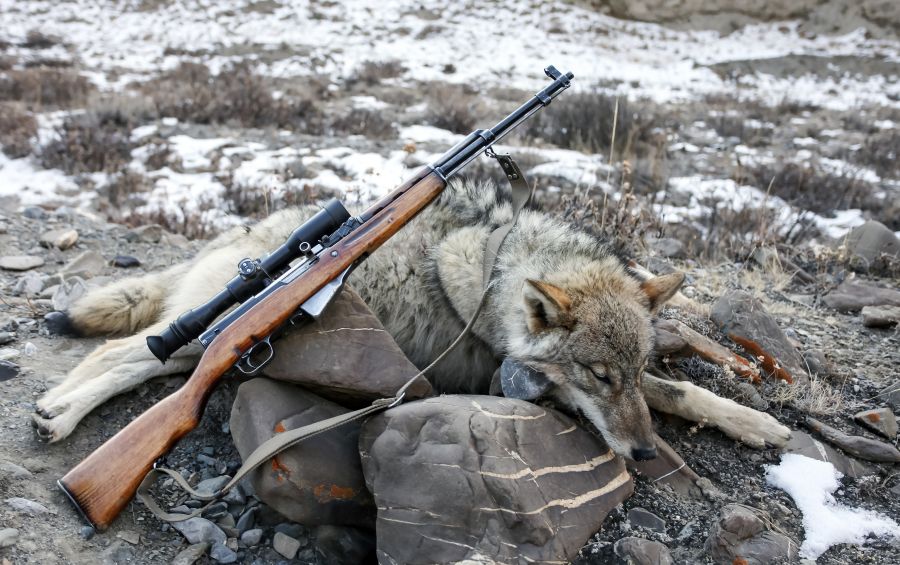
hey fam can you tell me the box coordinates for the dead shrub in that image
[221,163,333,220]
[22,30,60,50]
[40,110,135,174]
[0,67,94,107]
[0,103,37,158]
[523,92,660,159]
[424,83,484,134]
[102,169,151,210]
[854,130,899,179]
[329,108,396,139]
[734,160,877,217]
[346,60,405,88]
[146,62,322,131]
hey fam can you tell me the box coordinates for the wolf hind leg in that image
[641,374,792,448]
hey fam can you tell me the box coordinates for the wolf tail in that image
[65,266,184,336]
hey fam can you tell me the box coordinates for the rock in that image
[806,417,900,463]
[5,497,52,514]
[273,523,307,540]
[127,224,165,243]
[359,395,632,564]
[843,220,900,267]
[0,360,20,382]
[627,507,667,533]
[229,379,375,527]
[39,228,79,250]
[0,348,19,361]
[59,250,105,279]
[653,324,688,355]
[235,508,255,534]
[117,530,140,544]
[861,305,900,328]
[0,528,18,549]
[240,528,262,547]
[171,517,226,546]
[705,504,798,564]
[195,475,230,496]
[0,461,32,478]
[655,319,760,382]
[44,311,78,335]
[0,332,12,345]
[0,255,44,271]
[801,349,832,378]
[312,525,375,565]
[273,532,301,559]
[209,542,237,564]
[627,436,703,499]
[262,287,432,404]
[880,382,900,412]
[170,543,209,565]
[202,501,229,520]
[614,536,674,565]
[51,276,88,311]
[101,540,134,564]
[13,271,43,296]
[823,281,900,313]
[650,237,685,259]
[854,407,898,439]
[112,254,141,268]
[711,290,807,384]
[22,206,46,219]
[80,526,95,540]
[783,430,874,478]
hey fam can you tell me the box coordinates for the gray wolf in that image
[33,179,791,458]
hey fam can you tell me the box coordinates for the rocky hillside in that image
[1,1,899,564]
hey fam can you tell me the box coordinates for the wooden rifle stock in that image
[59,168,447,530]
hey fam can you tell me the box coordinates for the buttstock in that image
[59,359,224,530]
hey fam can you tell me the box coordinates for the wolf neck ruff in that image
[60,66,574,530]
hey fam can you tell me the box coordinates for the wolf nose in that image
[631,446,658,461]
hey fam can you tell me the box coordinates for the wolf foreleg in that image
[641,374,791,448]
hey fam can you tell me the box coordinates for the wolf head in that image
[505,258,684,461]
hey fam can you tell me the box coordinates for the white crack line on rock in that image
[309,327,386,335]
[470,399,546,420]
[479,451,616,481]
[475,469,631,516]
[555,424,577,435]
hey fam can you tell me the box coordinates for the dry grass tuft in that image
[329,108,396,139]
[768,376,845,416]
[0,102,37,158]
[423,82,485,134]
[346,60,405,88]
[40,110,135,174]
[0,67,95,108]
[145,62,323,131]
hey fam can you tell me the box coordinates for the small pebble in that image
[113,255,141,268]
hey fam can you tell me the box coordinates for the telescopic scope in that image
[146,199,351,363]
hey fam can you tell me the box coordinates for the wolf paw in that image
[31,412,78,443]
[714,405,792,449]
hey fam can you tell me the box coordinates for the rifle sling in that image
[137,153,533,523]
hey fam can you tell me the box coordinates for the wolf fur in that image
[34,179,791,457]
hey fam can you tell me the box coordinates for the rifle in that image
[58,66,574,531]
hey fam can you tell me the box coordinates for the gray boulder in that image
[705,504,798,564]
[861,305,900,328]
[171,517,226,546]
[854,407,898,439]
[262,287,432,404]
[359,395,632,564]
[823,281,900,313]
[711,290,807,384]
[843,220,900,268]
[229,378,375,528]
[614,536,674,565]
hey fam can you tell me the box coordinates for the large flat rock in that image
[359,395,632,564]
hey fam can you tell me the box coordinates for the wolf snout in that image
[630,446,658,461]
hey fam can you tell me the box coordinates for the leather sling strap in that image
[137,153,533,522]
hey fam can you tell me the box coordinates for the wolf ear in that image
[640,272,685,313]
[523,279,572,332]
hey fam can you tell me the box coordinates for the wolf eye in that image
[580,363,610,384]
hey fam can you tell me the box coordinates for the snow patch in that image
[765,454,900,560]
